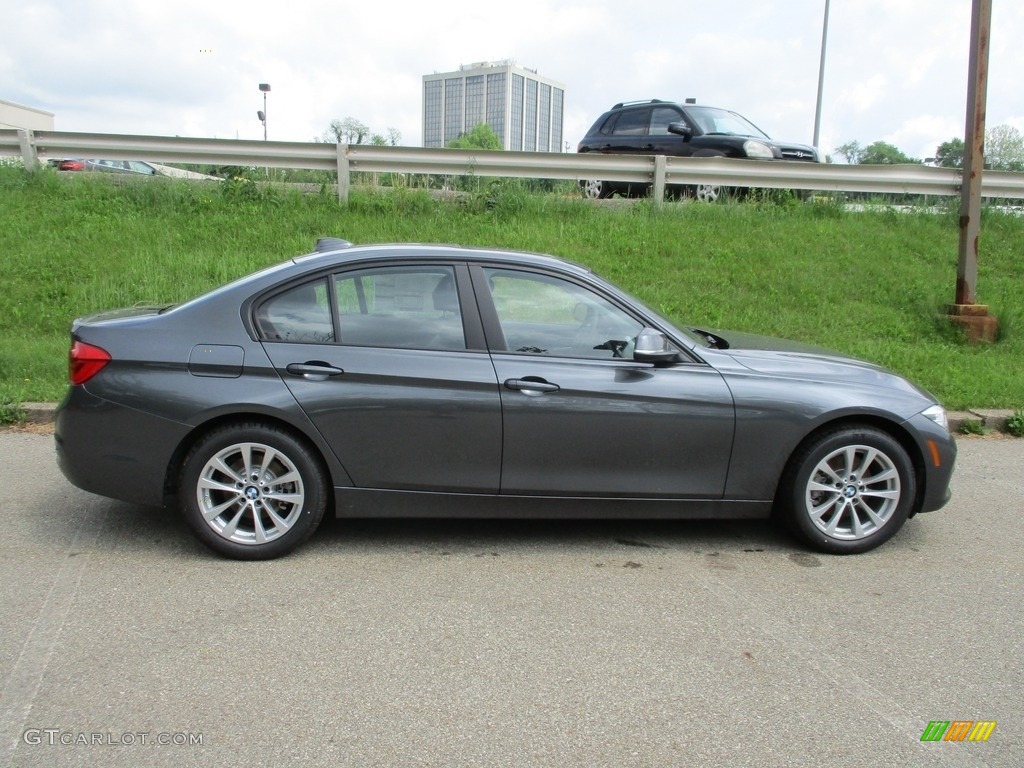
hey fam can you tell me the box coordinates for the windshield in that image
[686,106,770,140]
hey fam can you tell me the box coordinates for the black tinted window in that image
[609,109,648,136]
[649,107,684,135]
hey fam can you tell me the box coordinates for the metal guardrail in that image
[3,127,1024,202]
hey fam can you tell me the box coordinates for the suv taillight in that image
[69,341,111,385]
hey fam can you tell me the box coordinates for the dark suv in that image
[577,99,819,200]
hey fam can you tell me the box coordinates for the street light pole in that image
[812,0,830,150]
[258,83,271,140]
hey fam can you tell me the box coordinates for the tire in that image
[180,423,328,560]
[694,183,722,203]
[580,179,608,199]
[778,425,915,554]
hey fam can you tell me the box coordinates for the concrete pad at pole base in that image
[946,304,998,343]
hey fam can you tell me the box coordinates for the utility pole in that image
[948,0,998,342]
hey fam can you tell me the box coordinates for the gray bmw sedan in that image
[56,239,955,559]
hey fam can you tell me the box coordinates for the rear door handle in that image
[286,362,344,379]
[504,377,560,395]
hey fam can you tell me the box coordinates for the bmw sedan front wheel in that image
[779,425,915,554]
[180,423,328,559]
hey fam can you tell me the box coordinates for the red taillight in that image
[59,160,86,171]
[69,341,111,385]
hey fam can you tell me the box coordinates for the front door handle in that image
[286,361,344,379]
[504,377,560,395]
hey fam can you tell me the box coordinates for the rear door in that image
[257,263,502,492]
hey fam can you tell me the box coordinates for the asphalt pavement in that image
[0,428,1020,768]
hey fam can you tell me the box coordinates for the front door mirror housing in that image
[633,328,681,364]
[667,121,692,138]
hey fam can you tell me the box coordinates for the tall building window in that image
[486,72,506,146]
[465,75,484,134]
[538,83,551,152]
[551,88,564,152]
[524,79,538,151]
[444,78,464,144]
[510,74,524,151]
[423,80,443,148]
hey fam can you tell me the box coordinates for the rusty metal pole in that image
[950,0,998,342]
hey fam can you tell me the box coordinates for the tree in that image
[934,137,965,168]
[859,141,920,165]
[834,140,920,165]
[325,117,370,145]
[985,124,1024,171]
[834,140,864,164]
[369,128,402,147]
[447,123,502,150]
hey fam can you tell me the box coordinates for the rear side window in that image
[608,109,649,136]
[256,279,334,343]
[335,266,466,351]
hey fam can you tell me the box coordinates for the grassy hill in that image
[1,165,1022,412]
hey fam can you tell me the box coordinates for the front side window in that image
[484,269,643,359]
[335,266,466,350]
[649,107,685,136]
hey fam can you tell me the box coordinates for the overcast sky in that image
[4,0,1023,161]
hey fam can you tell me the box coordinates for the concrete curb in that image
[20,402,59,424]
[948,408,1019,434]
[15,402,1021,436]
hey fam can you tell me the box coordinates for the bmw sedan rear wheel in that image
[780,426,915,554]
[180,423,327,560]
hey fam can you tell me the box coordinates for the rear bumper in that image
[55,388,191,507]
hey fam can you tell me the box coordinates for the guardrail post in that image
[336,143,350,202]
[18,130,38,170]
[652,155,667,205]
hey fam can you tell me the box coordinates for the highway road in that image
[0,428,1020,767]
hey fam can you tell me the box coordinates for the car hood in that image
[695,329,933,399]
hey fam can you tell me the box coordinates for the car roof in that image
[293,241,594,277]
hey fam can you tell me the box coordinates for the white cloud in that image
[1,0,1020,161]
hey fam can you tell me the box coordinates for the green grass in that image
[2,166,1023,410]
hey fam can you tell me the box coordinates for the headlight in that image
[921,404,948,431]
[742,140,775,159]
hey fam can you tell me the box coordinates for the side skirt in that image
[333,488,772,520]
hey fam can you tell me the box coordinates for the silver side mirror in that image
[633,328,680,364]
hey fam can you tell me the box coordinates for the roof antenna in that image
[315,237,352,253]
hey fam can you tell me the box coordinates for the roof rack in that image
[611,98,698,109]
[611,99,668,109]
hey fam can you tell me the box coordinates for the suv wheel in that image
[694,184,721,203]
[580,179,608,199]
